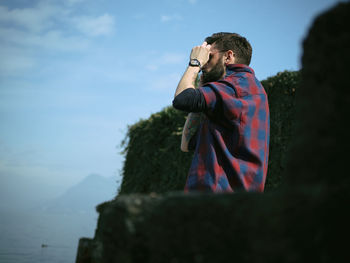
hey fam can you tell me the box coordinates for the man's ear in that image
[225,50,235,64]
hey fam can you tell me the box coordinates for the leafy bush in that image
[118,71,300,195]
[118,107,192,195]
[262,71,300,190]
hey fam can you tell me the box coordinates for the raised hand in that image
[190,42,212,67]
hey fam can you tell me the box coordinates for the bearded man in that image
[172,32,270,193]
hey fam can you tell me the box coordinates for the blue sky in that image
[0,0,341,203]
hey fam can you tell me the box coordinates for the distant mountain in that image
[40,174,117,214]
[0,173,74,213]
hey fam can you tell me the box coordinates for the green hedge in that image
[118,71,300,195]
[262,71,300,190]
[118,107,192,195]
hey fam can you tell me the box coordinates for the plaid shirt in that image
[185,64,270,193]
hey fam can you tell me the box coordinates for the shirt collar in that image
[225,64,255,75]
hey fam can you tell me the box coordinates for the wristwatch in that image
[189,59,201,68]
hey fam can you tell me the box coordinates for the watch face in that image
[190,59,200,66]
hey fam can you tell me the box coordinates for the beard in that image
[201,60,225,84]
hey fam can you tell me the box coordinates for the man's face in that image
[201,44,226,84]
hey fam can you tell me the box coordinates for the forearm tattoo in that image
[183,75,203,143]
[184,113,203,142]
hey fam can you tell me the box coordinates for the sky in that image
[0,0,342,206]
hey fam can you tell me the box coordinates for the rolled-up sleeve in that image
[172,88,206,112]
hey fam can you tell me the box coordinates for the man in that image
[173,32,270,193]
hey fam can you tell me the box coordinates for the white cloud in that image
[0,27,89,51]
[72,14,115,37]
[0,2,116,38]
[162,53,187,64]
[146,64,159,71]
[132,14,146,20]
[0,45,35,76]
[0,2,116,76]
[151,73,182,92]
[161,14,183,22]
[0,2,63,33]
[65,0,85,6]
[146,52,186,71]
[189,0,198,4]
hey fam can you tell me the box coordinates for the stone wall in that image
[282,1,350,191]
[79,189,348,263]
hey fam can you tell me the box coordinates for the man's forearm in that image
[174,66,201,98]
[181,112,202,152]
[176,41,211,152]
[175,41,211,97]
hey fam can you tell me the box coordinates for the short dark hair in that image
[205,32,252,65]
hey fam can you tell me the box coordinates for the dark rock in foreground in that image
[78,190,348,263]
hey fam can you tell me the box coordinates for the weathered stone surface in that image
[283,2,350,191]
[76,3,350,263]
[76,238,93,263]
[80,190,348,263]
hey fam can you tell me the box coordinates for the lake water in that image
[0,210,98,263]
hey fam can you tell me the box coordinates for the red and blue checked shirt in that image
[185,64,270,193]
